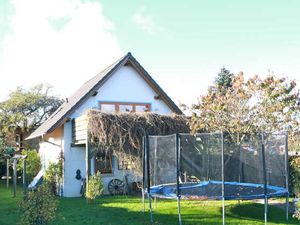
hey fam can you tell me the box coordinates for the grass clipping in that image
[87,109,189,172]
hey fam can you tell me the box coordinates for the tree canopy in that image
[190,71,300,137]
[214,67,234,90]
[0,84,63,148]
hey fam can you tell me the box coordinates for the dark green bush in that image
[290,156,300,197]
[18,183,58,225]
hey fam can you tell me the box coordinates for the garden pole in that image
[148,193,153,223]
[284,132,289,221]
[146,135,153,223]
[176,133,182,225]
[6,158,9,188]
[142,136,146,213]
[85,131,90,198]
[142,189,145,212]
[154,137,157,210]
[261,133,268,225]
[221,132,225,225]
[23,157,27,198]
[13,158,17,197]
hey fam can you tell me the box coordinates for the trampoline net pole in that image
[176,133,182,225]
[142,189,145,213]
[142,137,146,213]
[261,133,268,225]
[284,132,289,221]
[221,132,225,225]
[146,135,153,223]
[148,194,153,223]
[154,138,157,210]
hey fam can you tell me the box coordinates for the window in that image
[99,102,151,113]
[119,104,133,113]
[95,152,112,174]
[101,103,116,113]
[118,158,132,170]
[135,104,150,112]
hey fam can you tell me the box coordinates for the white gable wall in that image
[71,65,173,117]
[47,65,176,197]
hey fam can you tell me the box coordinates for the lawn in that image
[0,182,298,225]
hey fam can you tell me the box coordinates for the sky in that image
[0,0,300,105]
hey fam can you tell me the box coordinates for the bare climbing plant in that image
[86,109,189,173]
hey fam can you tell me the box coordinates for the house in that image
[26,52,182,197]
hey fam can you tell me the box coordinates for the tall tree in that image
[214,67,234,90]
[190,73,300,136]
[0,84,63,148]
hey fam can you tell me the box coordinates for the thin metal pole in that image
[23,158,27,198]
[284,133,290,221]
[264,197,268,225]
[154,138,157,209]
[13,158,17,198]
[142,136,146,213]
[6,158,9,188]
[285,195,289,221]
[177,196,182,225]
[145,135,153,223]
[142,189,145,212]
[261,133,268,225]
[176,133,182,225]
[221,132,225,225]
[85,132,90,197]
[148,193,153,223]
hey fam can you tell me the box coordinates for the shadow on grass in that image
[52,196,229,225]
[50,197,299,225]
[225,202,298,224]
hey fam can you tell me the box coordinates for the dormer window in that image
[99,102,151,113]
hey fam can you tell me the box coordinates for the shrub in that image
[293,200,300,220]
[290,156,300,197]
[86,172,104,201]
[17,149,41,182]
[18,183,58,225]
[44,159,63,196]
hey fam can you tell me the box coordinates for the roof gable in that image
[26,52,182,140]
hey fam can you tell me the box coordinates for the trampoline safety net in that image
[143,133,289,201]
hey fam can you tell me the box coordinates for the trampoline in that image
[150,181,288,200]
[142,132,289,225]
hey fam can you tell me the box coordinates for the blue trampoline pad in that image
[150,181,288,200]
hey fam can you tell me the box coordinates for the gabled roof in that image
[26,52,182,140]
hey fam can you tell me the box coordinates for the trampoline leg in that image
[154,196,157,209]
[148,194,153,223]
[177,196,182,225]
[222,197,225,225]
[286,194,289,221]
[142,189,145,213]
[264,197,268,225]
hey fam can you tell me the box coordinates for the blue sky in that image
[0,0,300,105]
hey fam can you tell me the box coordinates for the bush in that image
[293,200,300,220]
[86,172,103,201]
[44,159,63,196]
[290,156,300,197]
[18,183,58,225]
[17,149,41,182]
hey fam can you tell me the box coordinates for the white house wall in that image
[71,65,173,117]
[48,64,175,197]
[39,140,61,170]
[39,128,63,170]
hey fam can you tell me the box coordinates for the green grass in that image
[0,182,298,225]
